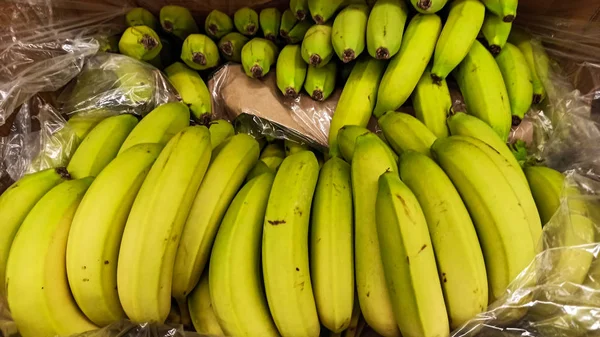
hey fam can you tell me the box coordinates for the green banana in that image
[263,151,320,337]
[67,114,138,179]
[241,38,279,79]
[286,20,313,44]
[412,67,452,138]
[205,9,234,39]
[181,34,220,70]
[311,157,354,333]
[366,0,408,59]
[118,102,190,155]
[6,178,96,337]
[430,0,485,82]
[337,126,399,164]
[66,143,163,326]
[276,44,308,98]
[118,26,162,61]
[67,111,106,140]
[234,7,259,36]
[309,0,345,24]
[291,0,310,21]
[452,40,512,141]
[285,139,310,155]
[376,171,449,337]
[208,119,235,149]
[112,57,155,106]
[302,24,334,67]
[218,32,249,62]
[524,166,563,225]
[482,13,512,55]
[209,172,279,337]
[262,141,286,159]
[332,4,370,63]
[305,61,337,101]
[280,9,298,39]
[260,8,282,41]
[378,111,437,157]
[481,0,518,22]
[496,43,534,125]
[159,5,199,40]
[188,270,225,335]
[410,0,448,13]
[509,28,547,104]
[165,62,212,123]
[328,55,386,157]
[373,14,442,117]
[246,160,275,182]
[126,7,158,30]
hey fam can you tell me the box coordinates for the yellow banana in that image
[482,13,512,55]
[524,166,563,225]
[118,26,162,61]
[276,44,308,98]
[67,111,107,140]
[164,62,212,123]
[126,7,158,30]
[234,7,260,36]
[241,38,279,79]
[366,0,408,59]
[337,125,398,163]
[205,9,234,39]
[302,24,334,67]
[410,0,448,13]
[286,20,313,44]
[291,0,310,21]
[495,43,533,125]
[285,139,310,156]
[378,111,437,157]
[263,151,321,337]
[305,61,337,101]
[280,9,298,39]
[208,119,235,149]
[246,160,274,182]
[481,0,518,22]
[261,141,286,159]
[181,34,220,70]
[342,300,362,337]
[332,4,370,63]
[188,270,225,336]
[373,14,442,117]
[260,8,282,41]
[218,32,249,63]
[308,0,344,24]
[412,67,452,138]
[159,5,199,40]
[508,28,546,104]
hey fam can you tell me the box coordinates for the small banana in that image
[482,12,512,55]
[165,62,212,123]
[234,7,259,36]
[332,4,370,63]
[218,32,249,62]
[118,26,162,61]
[378,111,437,157]
[410,0,448,13]
[188,270,225,336]
[208,119,235,149]
[67,114,138,179]
[412,67,452,138]
[309,0,345,24]
[260,8,282,41]
[509,28,547,104]
[291,0,310,21]
[181,34,220,70]
[302,24,334,67]
[305,61,337,101]
[126,7,158,30]
[160,5,199,40]
[481,0,518,22]
[373,14,442,117]
[286,20,313,44]
[430,0,485,82]
[366,0,408,59]
[280,9,298,39]
[285,139,310,155]
[205,9,234,39]
[241,38,279,79]
[276,44,308,98]
[495,43,533,125]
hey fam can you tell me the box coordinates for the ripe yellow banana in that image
[208,119,235,149]
[452,40,512,141]
[431,136,536,301]
[66,143,163,326]
[373,14,442,117]
[286,20,313,44]
[378,111,437,157]
[260,8,282,41]
[482,13,512,55]
[508,28,546,104]
[366,0,408,59]
[209,172,279,337]
[6,178,96,337]
[241,38,279,79]
[263,151,321,337]
[117,126,212,324]
[181,34,220,70]
[165,62,212,123]
[118,26,162,61]
[332,4,370,63]
[218,32,249,63]
[412,67,452,138]
[305,61,337,101]
[188,270,225,336]
[481,0,518,22]
[234,7,260,36]
[351,132,400,337]
[160,5,199,40]
[302,24,334,67]
[410,0,448,13]
[328,55,386,157]
[276,44,308,98]
[291,0,310,21]
[495,43,533,125]
[399,150,488,329]
[430,0,485,82]
[126,7,158,30]
[308,0,345,24]
[280,9,298,39]
[118,102,190,155]
[311,157,354,333]
[205,9,234,39]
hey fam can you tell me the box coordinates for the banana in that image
[399,151,488,329]
[376,171,449,337]
[126,7,158,30]
[495,43,533,125]
[234,7,259,36]
[188,270,225,335]
[366,0,408,60]
[276,44,308,98]
[373,14,442,117]
[66,143,163,326]
[263,151,320,337]
[305,61,337,101]
[181,34,220,71]
[328,55,386,157]
[218,32,249,62]
[481,0,518,22]
[286,20,313,44]
[332,4,369,63]
[172,134,260,313]
[308,0,344,24]
[430,0,485,82]
[412,67,452,138]
[508,29,546,104]
[311,157,354,333]
[118,102,189,154]
[112,56,155,106]
[262,141,286,159]
[285,139,310,155]
[165,62,212,123]
[482,13,512,55]
[280,9,298,39]
[6,178,96,337]
[337,126,398,163]
[260,8,282,41]
[67,111,106,140]
[247,160,275,182]
[291,0,310,21]
[66,114,137,179]
[205,9,234,39]
[410,0,448,13]
[523,166,563,225]
[209,119,235,149]
[378,111,437,157]
[452,40,512,141]
[241,38,279,79]
[343,300,362,337]
[302,24,334,67]
[209,172,279,336]
[117,126,212,324]
[159,5,199,40]
[431,136,536,301]
[118,26,162,61]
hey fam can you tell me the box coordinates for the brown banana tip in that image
[141,35,158,50]
[430,73,443,85]
[532,94,542,104]
[220,41,233,56]
[192,52,207,65]
[376,47,390,60]
[489,45,501,56]
[163,20,173,32]
[512,115,523,126]
[296,10,306,21]
[312,89,324,101]
[503,15,516,23]
[251,65,264,78]
[309,54,322,66]
[342,49,355,63]
[197,113,212,126]
[418,0,432,10]
[208,23,218,35]
[246,23,257,35]
[265,34,276,42]
[313,14,324,25]
[55,167,72,180]
[280,30,289,38]
[285,87,298,97]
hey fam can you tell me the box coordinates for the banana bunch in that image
[260,8,282,41]
[165,62,212,123]
[302,24,334,67]
[181,34,220,71]
[218,32,249,62]
[332,4,370,63]
[305,61,337,101]
[241,38,279,79]
[276,44,308,98]
[160,5,199,40]
[234,7,259,36]
[205,9,234,40]
[366,0,408,60]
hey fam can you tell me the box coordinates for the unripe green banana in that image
[332,4,370,63]
[241,38,279,78]
[291,0,310,21]
[495,43,533,125]
[165,62,212,123]
[366,0,408,60]
[118,26,162,61]
[305,61,337,101]
[284,139,310,155]
[188,271,225,335]
[126,7,158,30]
[410,0,448,13]
[302,24,334,67]
[412,67,452,138]
[260,8,282,41]
[218,32,249,62]
[208,119,235,149]
[286,20,313,44]
[280,9,298,39]
[481,0,518,22]
[205,9,234,39]
[373,14,442,117]
[160,5,199,40]
[509,28,547,104]
[234,7,259,36]
[482,12,512,55]
[524,166,563,225]
[181,34,220,70]
[276,44,308,98]
[430,0,485,82]
[378,111,437,157]
[309,0,345,24]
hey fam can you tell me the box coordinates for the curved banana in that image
[366,0,408,59]
[118,25,162,61]
[508,28,546,104]
[482,13,512,55]
[305,61,337,101]
[280,9,298,39]
[218,32,249,63]
[205,9,234,39]
[481,0,518,22]
[291,0,309,20]
[67,143,163,326]
[126,7,158,30]
[410,0,448,13]
[524,166,563,225]
[241,38,279,79]
[286,20,313,44]
[209,119,235,149]
[260,8,282,41]
[332,4,370,63]
[6,178,96,337]
[234,7,260,36]
[209,172,279,337]
[165,62,212,123]
[308,0,345,24]
[188,270,225,336]
[263,151,321,337]
[378,111,437,157]
[302,24,334,67]
[495,43,533,125]
[181,34,220,71]
[276,44,308,98]
[337,125,398,163]
[412,67,452,138]
[373,14,442,117]
[159,5,199,40]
